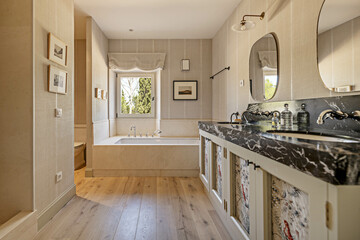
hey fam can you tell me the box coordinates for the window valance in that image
[108,53,166,71]
[258,51,277,69]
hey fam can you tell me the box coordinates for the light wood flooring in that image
[34,168,231,240]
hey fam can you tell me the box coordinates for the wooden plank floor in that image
[34,168,232,240]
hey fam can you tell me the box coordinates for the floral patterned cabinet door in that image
[201,138,210,181]
[213,144,223,198]
[233,155,250,234]
[271,176,309,240]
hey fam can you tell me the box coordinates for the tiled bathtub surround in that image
[234,155,250,234]
[271,176,309,240]
[213,144,222,198]
[199,96,360,185]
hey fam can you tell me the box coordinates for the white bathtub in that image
[115,137,199,145]
[92,136,200,177]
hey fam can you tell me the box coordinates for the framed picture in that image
[48,65,67,94]
[173,80,198,100]
[48,33,67,67]
[95,88,102,99]
[101,89,107,100]
[181,59,190,71]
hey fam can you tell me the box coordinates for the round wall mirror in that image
[317,0,360,92]
[249,33,279,101]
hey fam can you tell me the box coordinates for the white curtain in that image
[258,51,277,69]
[108,53,166,71]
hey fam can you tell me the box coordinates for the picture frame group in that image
[48,65,67,95]
[173,80,198,100]
[95,88,108,100]
[48,33,67,67]
[47,33,68,94]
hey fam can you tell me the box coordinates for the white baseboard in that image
[85,168,93,177]
[37,184,76,230]
[0,211,37,240]
[92,169,199,177]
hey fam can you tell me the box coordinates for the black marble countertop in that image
[198,121,360,185]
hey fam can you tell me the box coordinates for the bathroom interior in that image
[1,0,360,239]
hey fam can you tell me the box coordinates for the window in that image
[117,72,155,118]
[263,67,278,100]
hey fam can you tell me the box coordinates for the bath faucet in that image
[230,112,239,123]
[317,109,360,124]
[241,110,249,123]
[130,125,136,137]
[241,110,278,124]
[317,109,347,125]
[352,111,360,120]
[152,129,162,137]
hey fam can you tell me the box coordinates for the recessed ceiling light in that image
[129,29,134,32]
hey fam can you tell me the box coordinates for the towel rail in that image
[210,66,230,79]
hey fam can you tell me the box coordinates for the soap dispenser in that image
[297,103,310,129]
[271,111,280,128]
[281,103,293,129]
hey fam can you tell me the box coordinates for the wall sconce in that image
[232,12,265,32]
[181,59,190,71]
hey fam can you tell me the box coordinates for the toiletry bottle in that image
[272,112,280,128]
[281,103,293,129]
[297,103,310,129]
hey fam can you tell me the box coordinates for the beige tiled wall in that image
[0,0,34,225]
[34,0,75,216]
[108,39,213,120]
[212,0,359,121]
[85,18,110,168]
[75,40,86,125]
[91,21,109,123]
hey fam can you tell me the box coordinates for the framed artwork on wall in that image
[181,59,190,71]
[48,65,67,94]
[101,89,107,100]
[173,80,198,100]
[48,33,68,67]
[95,88,102,99]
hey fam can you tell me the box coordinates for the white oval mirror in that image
[317,0,360,92]
[249,33,279,101]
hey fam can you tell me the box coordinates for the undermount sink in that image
[217,121,241,125]
[267,131,360,143]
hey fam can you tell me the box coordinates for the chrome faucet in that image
[241,110,249,123]
[130,125,136,137]
[352,111,360,120]
[241,110,279,124]
[317,109,360,125]
[230,112,239,123]
[152,129,162,137]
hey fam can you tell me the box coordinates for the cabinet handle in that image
[253,164,260,170]
[246,160,253,166]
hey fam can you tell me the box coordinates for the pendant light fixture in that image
[232,12,265,32]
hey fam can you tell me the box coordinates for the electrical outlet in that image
[55,108,62,118]
[240,79,244,87]
[56,171,63,183]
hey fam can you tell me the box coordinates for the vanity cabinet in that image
[199,130,332,240]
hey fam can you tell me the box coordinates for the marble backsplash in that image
[243,95,360,137]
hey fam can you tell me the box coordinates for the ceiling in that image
[318,0,360,33]
[74,0,242,39]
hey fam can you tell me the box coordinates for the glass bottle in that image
[297,103,310,129]
[281,103,293,129]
